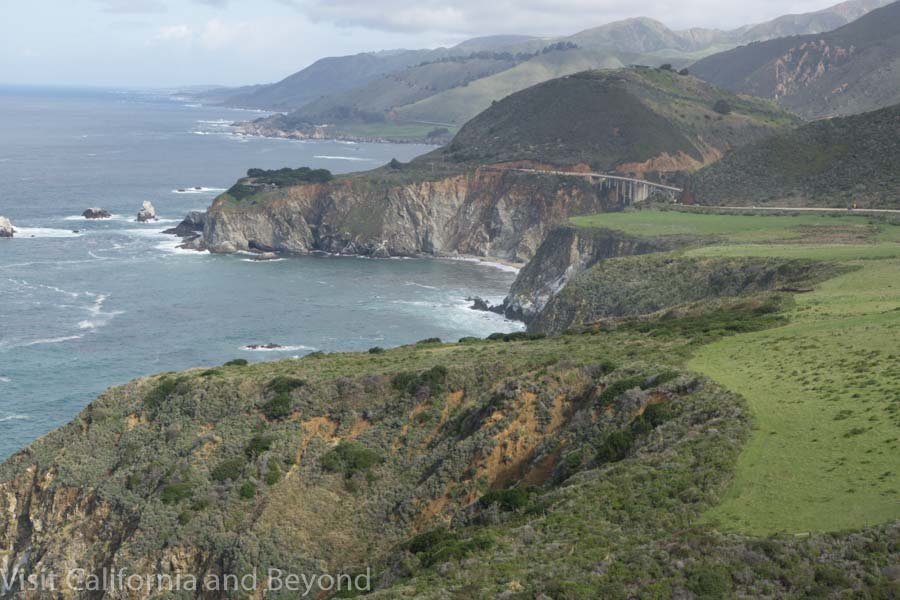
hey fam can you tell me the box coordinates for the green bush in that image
[321,441,384,477]
[261,394,293,420]
[713,99,732,115]
[211,458,244,482]
[479,487,531,511]
[239,482,257,499]
[368,347,385,354]
[687,565,733,598]
[145,376,187,409]
[267,376,306,395]
[392,365,449,395]
[224,359,248,367]
[161,482,193,505]
[265,459,282,485]
[486,332,546,342]
[245,166,333,186]
[598,376,645,405]
[403,527,494,567]
[245,435,274,458]
[416,337,442,345]
[594,430,635,463]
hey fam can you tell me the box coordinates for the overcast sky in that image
[0,0,857,87]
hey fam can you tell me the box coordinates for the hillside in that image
[206,0,889,139]
[428,68,796,173]
[2,238,899,596]
[689,103,900,208]
[691,0,900,118]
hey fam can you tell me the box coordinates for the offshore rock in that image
[163,211,206,237]
[82,208,111,219]
[136,201,157,223]
[0,217,14,238]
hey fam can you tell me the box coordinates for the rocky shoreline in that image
[232,119,449,145]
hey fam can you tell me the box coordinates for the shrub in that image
[486,332,546,342]
[388,158,403,170]
[321,441,384,477]
[416,337,442,345]
[161,482,193,505]
[713,99,732,115]
[458,336,480,344]
[245,435,274,458]
[211,458,244,482]
[145,377,182,409]
[267,376,306,395]
[679,68,690,76]
[265,459,282,485]
[687,565,733,598]
[392,365,449,395]
[594,430,635,463]
[261,394,293,420]
[479,487,531,511]
[403,527,494,567]
[224,359,248,367]
[659,63,673,71]
[245,166,333,186]
[239,482,257,499]
[598,376,645,405]
[368,346,385,354]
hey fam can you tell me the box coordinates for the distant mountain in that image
[200,0,889,139]
[426,68,796,173]
[691,0,900,118]
[690,103,900,208]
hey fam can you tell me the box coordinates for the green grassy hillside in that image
[689,103,900,209]
[429,68,795,172]
[526,208,900,537]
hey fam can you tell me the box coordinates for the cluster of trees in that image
[416,42,580,68]
[245,166,334,186]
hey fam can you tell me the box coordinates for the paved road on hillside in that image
[684,205,900,215]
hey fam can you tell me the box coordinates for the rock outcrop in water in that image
[136,201,157,223]
[82,208,111,219]
[201,167,624,262]
[0,217,14,238]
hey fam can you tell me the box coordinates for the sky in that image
[0,0,862,88]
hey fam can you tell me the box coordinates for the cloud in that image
[95,0,167,13]
[153,23,193,42]
[294,0,851,35]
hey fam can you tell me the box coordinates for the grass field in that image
[574,209,900,534]
[570,210,884,241]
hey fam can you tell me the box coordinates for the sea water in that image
[0,86,521,459]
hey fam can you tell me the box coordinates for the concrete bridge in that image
[494,167,683,204]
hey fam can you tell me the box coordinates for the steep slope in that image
[2,290,898,598]
[432,68,795,173]
[691,0,900,118]
[392,48,626,126]
[198,68,796,259]
[221,50,440,111]
[690,103,900,208]
[734,0,891,41]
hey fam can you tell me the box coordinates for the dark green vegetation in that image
[692,0,900,118]
[226,167,333,201]
[691,103,900,208]
[428,68,794,171]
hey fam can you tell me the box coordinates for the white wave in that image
[443,256,521,273]
[313,155,377,162]
[22,335,83,347]
[183,103,202,108]
[241,344,315,352]
[196,119,232,126]
[0,414,30,423]
[172,187,226,194]
[404,281,439,290]
[12,227,83,238]
[0,376,10,383]
[240,257,285,263]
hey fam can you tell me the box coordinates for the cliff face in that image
[499,225,686,321]
[202,168,623,262]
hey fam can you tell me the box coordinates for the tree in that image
[659,63,673,71]
[679,68,690,76]
[713,99,733,115]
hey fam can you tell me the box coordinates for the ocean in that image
[0,86,522,460]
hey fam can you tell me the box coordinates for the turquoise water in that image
[0,86,521,459]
